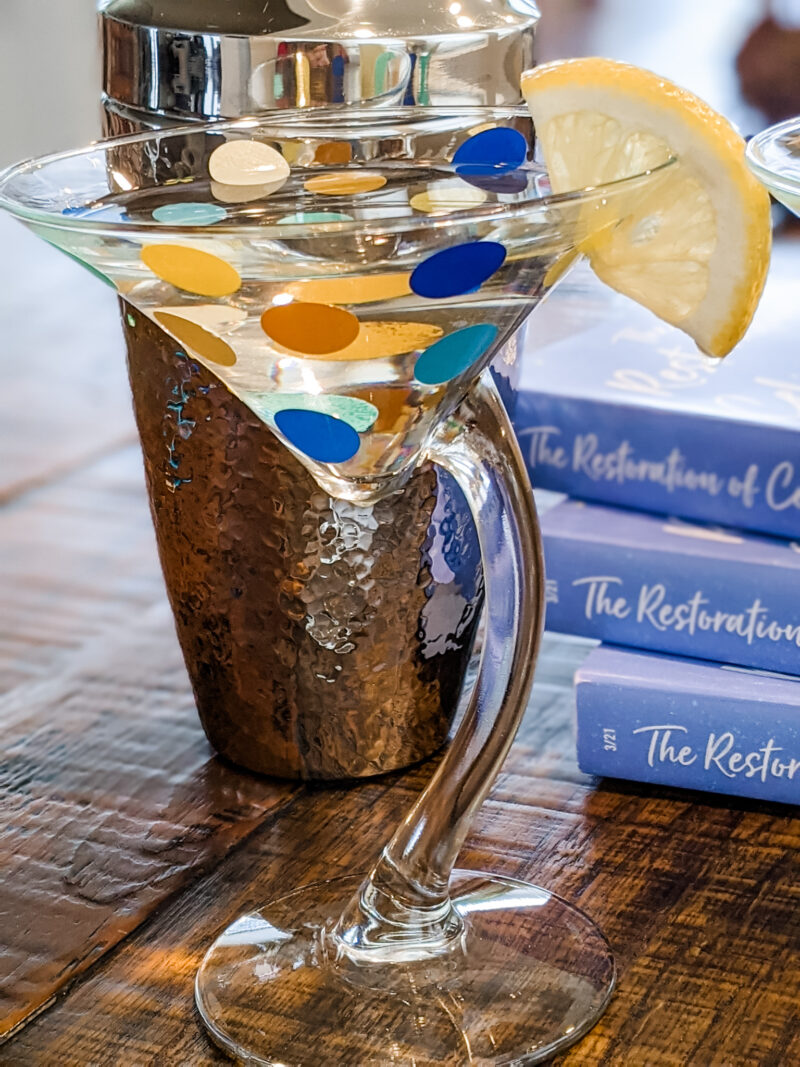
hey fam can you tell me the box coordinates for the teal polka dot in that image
[152,202,228,225]
[278,211,354,224]
[414,324,498,385]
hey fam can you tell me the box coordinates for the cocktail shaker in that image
[99,0,540,779]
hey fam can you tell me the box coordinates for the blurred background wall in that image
[0,0,100,167]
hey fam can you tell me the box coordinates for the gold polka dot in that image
[260,301,361,355]
[155,311,237,366]
[285,273,411,306]
[467,121,499,136]
[304,171,387,196]
[308,321,444,362]
[280,141,315,167]
[313,142,353,166]
[141,244,241,297]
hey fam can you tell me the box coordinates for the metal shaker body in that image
[100,0,537,780]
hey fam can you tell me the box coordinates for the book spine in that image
[541,520,800,674]
[514,391,800,539]
[575,662,800,805]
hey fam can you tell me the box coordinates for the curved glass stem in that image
[334,370,545,963]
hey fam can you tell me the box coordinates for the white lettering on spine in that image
[626,725,800,786]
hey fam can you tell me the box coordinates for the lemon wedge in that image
[522,58,772,356]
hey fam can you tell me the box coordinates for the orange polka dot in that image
[154,311,237,366]
[304,171,387,196]
[260,301,361,355]
[350,385,441,433]
[141,244,241,297]
[313,142,353,166]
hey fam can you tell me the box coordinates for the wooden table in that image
[2,5,800,1062]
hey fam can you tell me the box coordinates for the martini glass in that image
[746,115,800,215]
[0,108,672,1065]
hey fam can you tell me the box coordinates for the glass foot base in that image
[195,870,615,1065]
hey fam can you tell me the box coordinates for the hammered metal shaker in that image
[98,0,539,779]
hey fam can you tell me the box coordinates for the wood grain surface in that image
[0,600,301,1041]
[2,635,799,1066]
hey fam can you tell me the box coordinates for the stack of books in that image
[512,249,800,804]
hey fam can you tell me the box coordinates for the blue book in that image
[575,645,800,805]
[514,253,800,539]
[541,497,800,674]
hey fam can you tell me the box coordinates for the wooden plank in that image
[3,636,798,1065]
[0,446,162,693]
[0,602,300,1040]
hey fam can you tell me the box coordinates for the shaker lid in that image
[99,1,315,36]
[100,0,539,39]
[100,0,540,119]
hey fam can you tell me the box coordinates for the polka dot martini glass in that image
[0,107,672,1065]
[746,116,800,216]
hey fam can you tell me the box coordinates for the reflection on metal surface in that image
[100,0,539,122]
[99,0,532,779]
[123,311,483,780]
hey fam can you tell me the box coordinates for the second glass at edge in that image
[0,107,674,1064]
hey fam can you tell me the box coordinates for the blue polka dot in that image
[278,211,354,224]
[414,324,499,385]
[274,408,361,464]
[410,241,507,299]
[152,202,228,225]
[453,127,528,177]
[460,170,531,195]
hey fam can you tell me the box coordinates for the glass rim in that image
[0,105,677,240]
[746,115,800,199]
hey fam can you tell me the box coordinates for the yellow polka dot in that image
[410,182,488,215]
[284,273,412,306]
[260,301,361,355]
[308,320,444,362]
[141,244,241,297]
[304,171,387,196]
[155,311,237,366]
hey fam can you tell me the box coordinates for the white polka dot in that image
[209,140,291,187]
[210,179,286,203]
